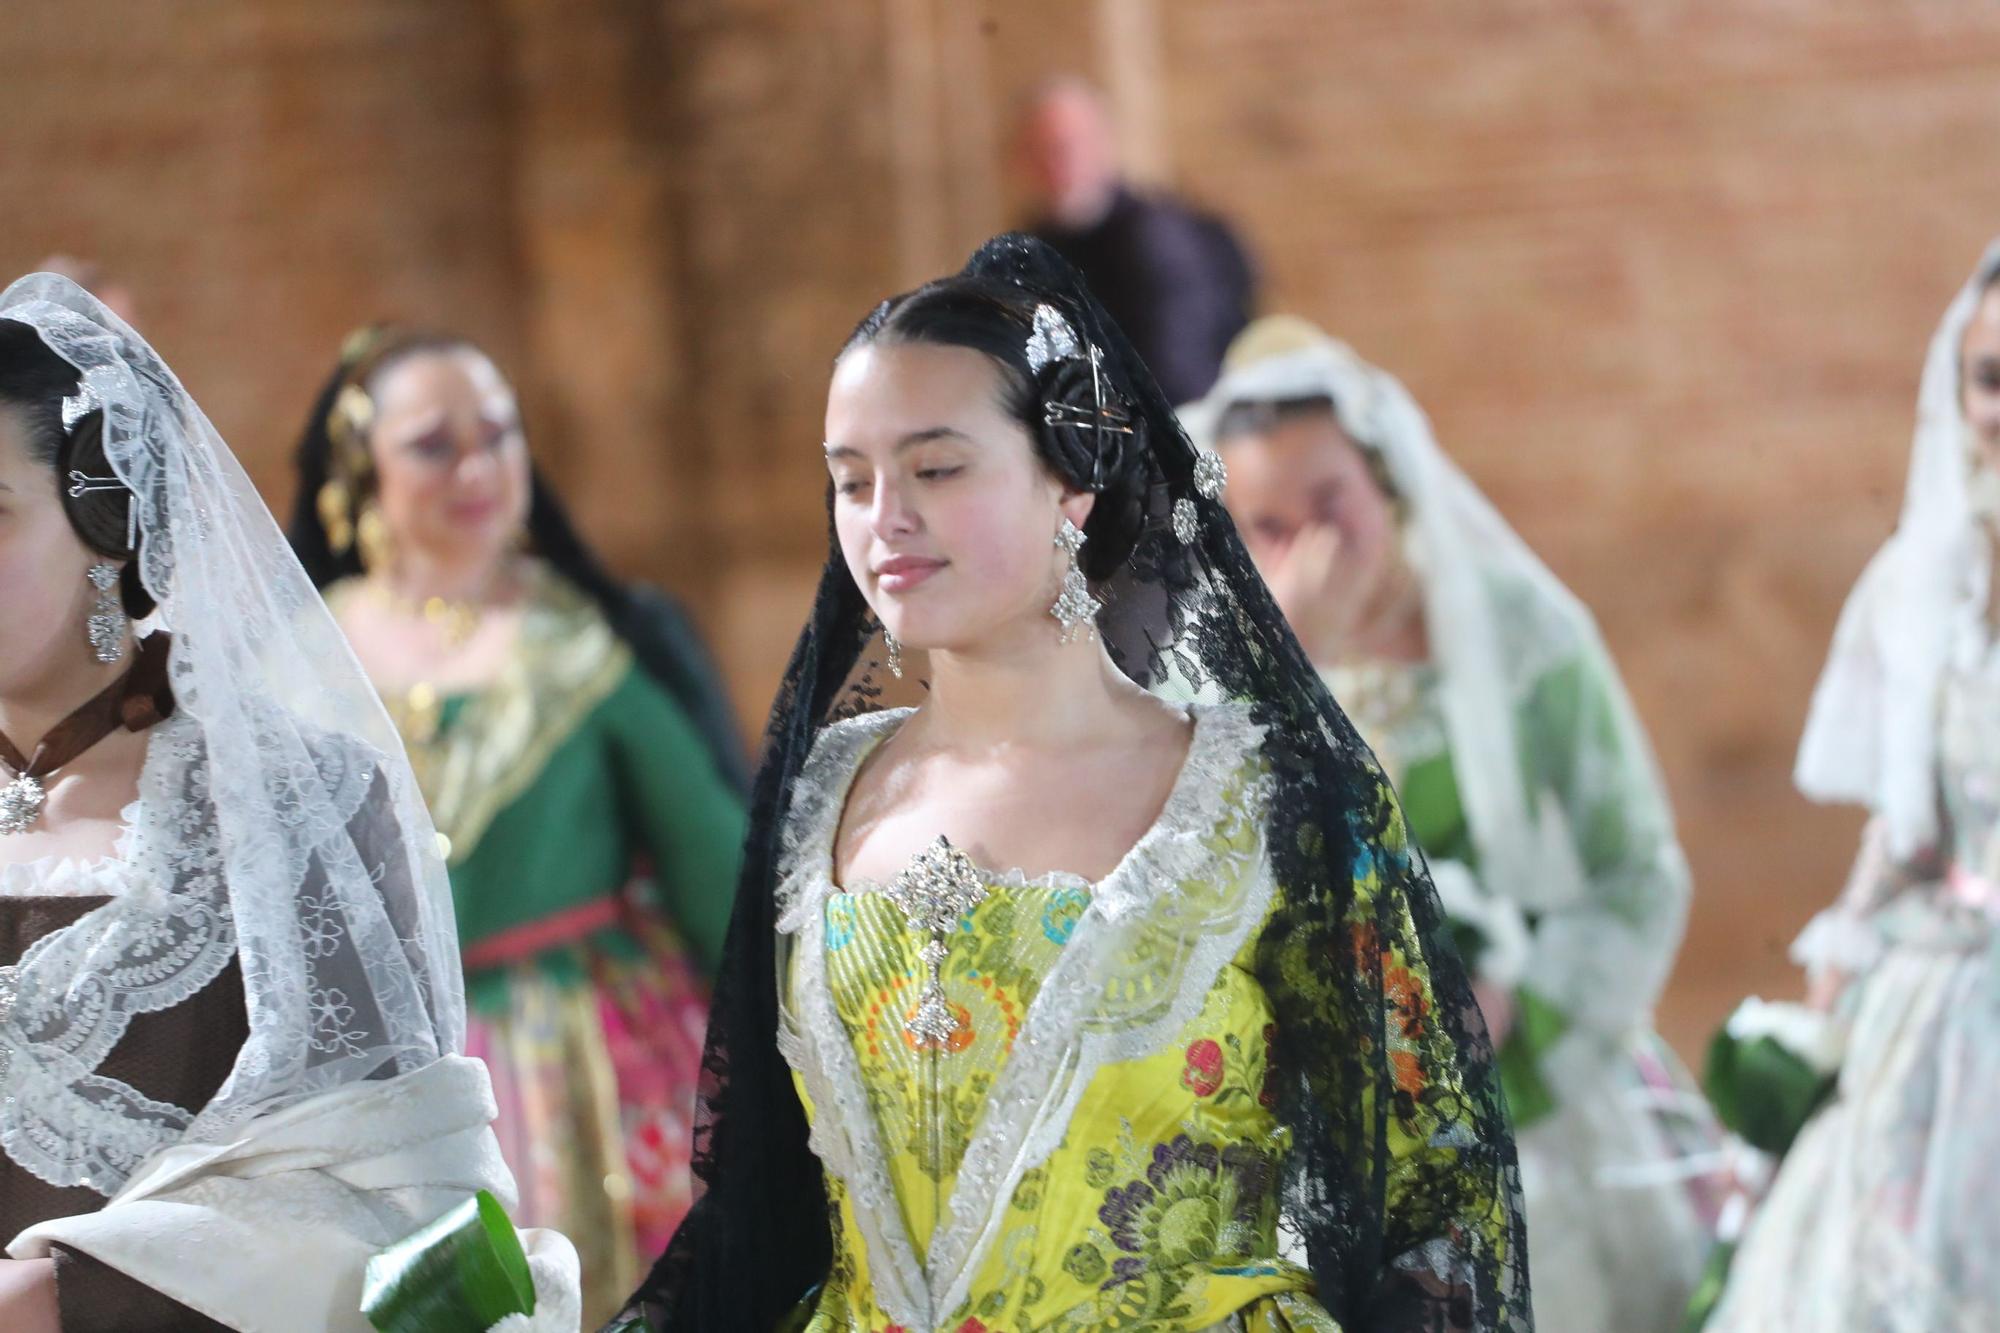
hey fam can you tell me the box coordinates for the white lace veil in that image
[1180,320,1679,921]
[1795,240,2000,858]
[0,273,464,1193]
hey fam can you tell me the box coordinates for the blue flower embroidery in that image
[824,896,858,951]
[1042,888,1089,945]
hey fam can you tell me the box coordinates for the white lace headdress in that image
[1179,322,1684,921]
[1795,240,2000,857]
[0,273,465,1193]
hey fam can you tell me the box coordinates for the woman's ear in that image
[1057,488,1097,533]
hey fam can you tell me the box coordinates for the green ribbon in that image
[361,1190,536,1332]
[1679,1237,1737,1332]
[1703,1026,1835,1157]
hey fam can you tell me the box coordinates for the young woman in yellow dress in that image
[609,237,1528,1333]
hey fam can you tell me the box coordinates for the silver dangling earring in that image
[885,629,904,680]
[86,563,127,664]
[1050,518,1102,644]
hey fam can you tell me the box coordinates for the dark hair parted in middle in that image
[840,278,1151,584]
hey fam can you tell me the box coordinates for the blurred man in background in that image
[1014,76,1256,404]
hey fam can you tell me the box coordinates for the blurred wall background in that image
[9,0,2000,1057]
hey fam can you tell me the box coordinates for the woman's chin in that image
[417,527,513,570]
[881,622,965,662]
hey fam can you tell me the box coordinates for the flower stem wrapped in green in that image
[361,1191,536,1333]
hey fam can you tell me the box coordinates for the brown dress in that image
[0,892,248,1332]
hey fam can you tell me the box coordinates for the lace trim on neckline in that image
[836,864,1094,898]
[0,798,146,897]
[336,563,631,864]
[777,700,1261,929]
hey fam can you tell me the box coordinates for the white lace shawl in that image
[0,275,467,1196]
[1182,333,1690,1039]
[0,276,578,1327]
[771,702,1274,1328]
[1797,239,2000,859]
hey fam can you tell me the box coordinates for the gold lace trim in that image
[330,564,631,864]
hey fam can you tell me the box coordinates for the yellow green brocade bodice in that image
[776,705,1342,1333]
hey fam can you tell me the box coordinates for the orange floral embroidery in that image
[1384,963,1430,1098]
[1391,1048,1426,1097]
[1384,964,1428,1039]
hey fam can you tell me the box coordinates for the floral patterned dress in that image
[1711,600,2000,1330]
[327,564,747,1324]
[1325,650,1715,1333]
[773,703,1507,1333]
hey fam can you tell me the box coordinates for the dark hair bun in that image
[59,412,154,618]
[0,320,153,617]
[1035,357,1149,581]
[847,276,1156,585]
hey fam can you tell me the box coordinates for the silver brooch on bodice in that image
[883,836,988,1050]
[0,774,46,836]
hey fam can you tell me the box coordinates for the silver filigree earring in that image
[885,628,904,680]
[86,563,127,664]
[1050,518,1102,644]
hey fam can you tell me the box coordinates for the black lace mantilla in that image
[609,235,1530,1332]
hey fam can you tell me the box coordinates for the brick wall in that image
[1150,1,2000,1051]
[0,2,528,500]
[9,0,2000,1055]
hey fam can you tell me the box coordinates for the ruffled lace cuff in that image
[1790,907,1886,980]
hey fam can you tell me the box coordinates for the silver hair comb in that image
[1025,303,1082,373]
[66,469,122,499]
[66,469,137,548]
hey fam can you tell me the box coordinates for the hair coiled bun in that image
[1033,352,1150,581]
[0,319,152,617]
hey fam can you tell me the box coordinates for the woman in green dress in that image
[610,236,1527,1332]
[289,326,748,1323]
[1182,317,1716,1333]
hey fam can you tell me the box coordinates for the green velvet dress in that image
[330,564,748,1323]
